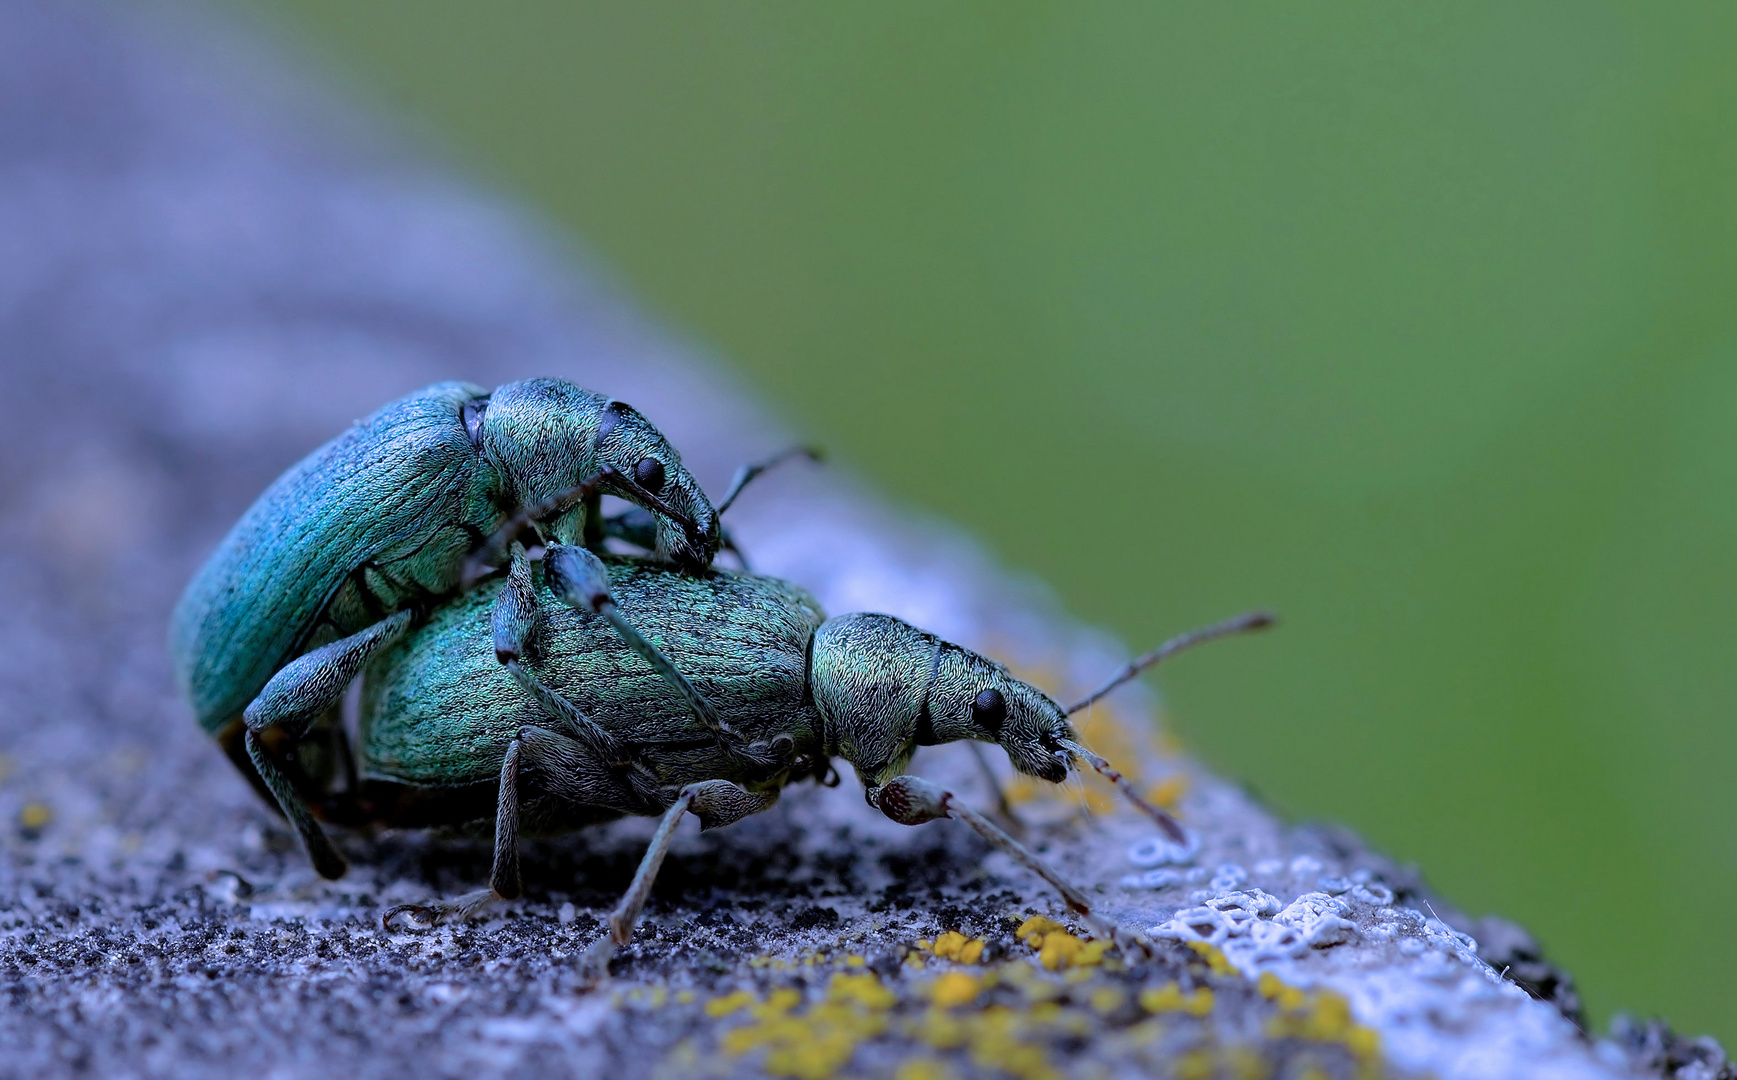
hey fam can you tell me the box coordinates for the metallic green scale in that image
[361,561,826,792]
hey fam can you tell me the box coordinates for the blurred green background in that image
[225,1,1736,1040]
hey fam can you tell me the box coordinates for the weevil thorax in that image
[809,613,1077,799]
[478,379,720,570]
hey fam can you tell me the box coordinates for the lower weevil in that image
[310,552,1266,968]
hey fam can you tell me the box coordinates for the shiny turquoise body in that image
[172,382,493,732]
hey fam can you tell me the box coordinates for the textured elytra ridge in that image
[0,2,1727,1079]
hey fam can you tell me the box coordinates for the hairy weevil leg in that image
[240,610,414,878]
[602,506,753,572]
[600,506,658,553]
[383,726,653,932]
[965,741,1025,834]
[491,544,662,804]
[492,733,524,901]
[582,780,778,977]
[503,662,663,808]
[246,730,347,880]
[245,610,414,738]
[874,774,1118,942]
[382,735,525,930]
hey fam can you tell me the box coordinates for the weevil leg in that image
[383,726,652,931]
[599,507,657,554]
[246,730,347,880]
[601,508,753,570]
[382,736,524,929]
[874,775,1124,945]
[581,780,778,977]
[246,610,414,738]
[965,741,1025,834]
[241,610,415,878]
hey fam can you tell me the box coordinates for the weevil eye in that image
[634,457,666,493]
[971,688,1006,735]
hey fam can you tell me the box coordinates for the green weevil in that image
[169,378,750,881]
[293,548,1266,969]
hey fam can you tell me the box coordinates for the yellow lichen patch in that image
[1044,934,1110,971]
[1257,972,1306,1011]
[1175,1049,1217,1080]
[964,1005,1062,1080]
[1225,1046,1273,1080]
[913,1006,969,1050]
[705,989,757,1018]
[930,931,987,964]
[1016,916,1065,945]
[19,803,50,830]
[828,972,897,1011]
[720,976,897,1080]
[1185,940,1242,977]
[1014,917,1110,971]
[1088,987,1127,1014]
[930,972,982,1009]
[1139,982,1215,1018]
[755,988,803,1017]
[1261,983,1383,1072]
[893,1058,958,1080]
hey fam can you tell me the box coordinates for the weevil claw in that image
[381,904,440,932]
[381,889,501,931]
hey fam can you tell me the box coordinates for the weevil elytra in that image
[291,551,1266,969]
[169,379,740,880]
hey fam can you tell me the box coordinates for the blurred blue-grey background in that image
[220,1,1737,1040]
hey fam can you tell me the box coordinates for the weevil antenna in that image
[715,445,823,516]
[1059,738,1189,846]
[1063,610,1274,716]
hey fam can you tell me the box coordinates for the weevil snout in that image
[591,400,720,570]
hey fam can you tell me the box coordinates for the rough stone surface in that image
[0,3,1725,1078]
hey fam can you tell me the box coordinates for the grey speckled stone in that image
[0,3,1725,1079]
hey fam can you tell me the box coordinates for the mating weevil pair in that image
[171,378,1269,970]
[171,378,753,878]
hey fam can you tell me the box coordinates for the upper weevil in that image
[169,379,755,880]
[313,548,1268,970]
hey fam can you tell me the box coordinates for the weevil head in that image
[479,379,720,570]
[809,613,1078,798]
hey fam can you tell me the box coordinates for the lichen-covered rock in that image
[0,2,1720,1078]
